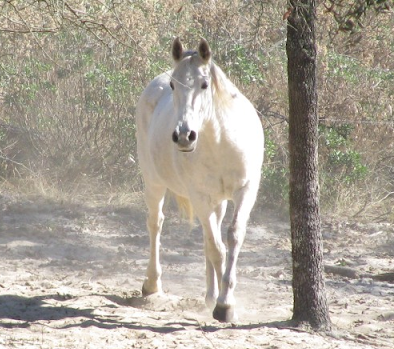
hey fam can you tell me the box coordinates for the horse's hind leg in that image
[142,185,166,296]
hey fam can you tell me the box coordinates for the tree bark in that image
[286,0,332,330]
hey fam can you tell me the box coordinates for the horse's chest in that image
[178,153,246,197]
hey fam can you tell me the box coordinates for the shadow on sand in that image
[0,293,297,334]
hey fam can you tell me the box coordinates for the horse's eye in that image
[201,81,208,90]
[170,81,174,90]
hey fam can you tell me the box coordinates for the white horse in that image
[136,38,264,322]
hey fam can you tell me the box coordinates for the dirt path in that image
[1,193,393,348]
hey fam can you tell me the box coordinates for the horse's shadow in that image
[0,294,188,333]
[0,294,92,328]
[0,293,293,333]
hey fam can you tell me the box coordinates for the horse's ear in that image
[172,37,183,62]
[198,38,211,64]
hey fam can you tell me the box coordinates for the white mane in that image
[210,63,239,109]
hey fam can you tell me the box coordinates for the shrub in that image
[0,0,392,220]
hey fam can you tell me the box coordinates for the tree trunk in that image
[286,0,331,330]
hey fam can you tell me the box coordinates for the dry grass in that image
[0,0,393,220]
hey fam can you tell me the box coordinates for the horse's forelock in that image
[172,54,237,106]
[182,50,198,58]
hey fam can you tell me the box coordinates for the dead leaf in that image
[283,8,292,20]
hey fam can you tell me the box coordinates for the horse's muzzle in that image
[172,129,197,152]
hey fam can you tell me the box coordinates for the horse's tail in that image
[174,194,194,225]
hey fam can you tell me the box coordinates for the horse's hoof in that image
[141,285,152,297]
[213,304,238,323]
[141,281,160,296]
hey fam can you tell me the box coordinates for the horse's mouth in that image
[178,146,196,153]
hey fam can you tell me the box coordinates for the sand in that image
[1,192,393,348]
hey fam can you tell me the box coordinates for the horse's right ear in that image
[172,37,183,62]
[198,38,211,64]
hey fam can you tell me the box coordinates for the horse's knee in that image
[206,241,226,261]
[147,212,164,233]
[227,224,246,249]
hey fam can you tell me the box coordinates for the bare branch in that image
[323,0,393,33]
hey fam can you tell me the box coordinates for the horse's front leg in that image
[142,186,166,296]
[213,183,258,322]
[203,201,227,309]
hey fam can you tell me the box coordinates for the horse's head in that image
[170,38,213,152]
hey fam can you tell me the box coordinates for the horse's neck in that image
[201,68,239,145]
[201,105,229,147]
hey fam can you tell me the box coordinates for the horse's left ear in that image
[198,38,211,64]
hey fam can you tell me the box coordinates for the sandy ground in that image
[0,192,393,348]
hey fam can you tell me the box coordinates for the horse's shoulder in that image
[141,72,171,104]
[136,71,172,123]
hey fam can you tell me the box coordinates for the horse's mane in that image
[210,63,239,109]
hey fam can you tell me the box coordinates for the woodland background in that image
[0,0,393,221]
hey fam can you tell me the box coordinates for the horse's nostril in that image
[188,130,197,142]
[172,131,179,143]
